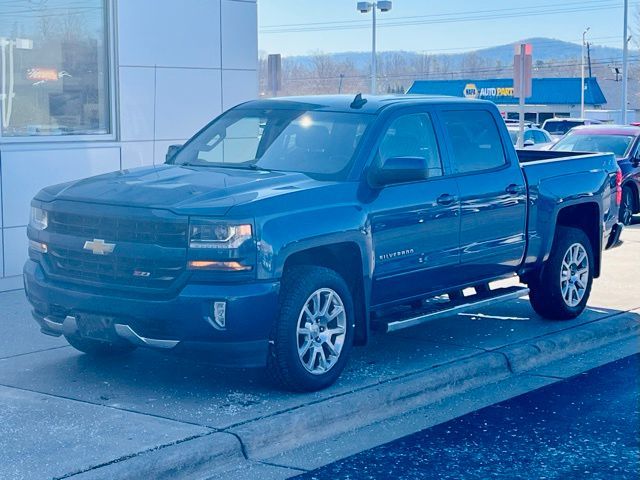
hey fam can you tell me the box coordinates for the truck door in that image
[438,108,527,282]
[368,111,461,307]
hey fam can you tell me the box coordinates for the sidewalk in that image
[1,225,639,480]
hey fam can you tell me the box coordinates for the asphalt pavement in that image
[0,222,638,479]
[295,354,640,480]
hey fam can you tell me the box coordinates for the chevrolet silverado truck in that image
[25,95,623,391]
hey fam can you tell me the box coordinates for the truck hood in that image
[36,165,325,216]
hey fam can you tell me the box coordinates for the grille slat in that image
[48,212,188,248]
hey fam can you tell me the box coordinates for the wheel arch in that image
[282,242,370,346]
[554,202,601,277]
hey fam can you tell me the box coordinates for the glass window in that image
[440,110,507,174]
[172,109,372,181]
[0,0,110,137]
[551,134,635,159]
[532,130,548,143]
[378,113,443,178]
[523,130,534,143]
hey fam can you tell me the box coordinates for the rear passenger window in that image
[378,113,443,178]
[440,110,507,174]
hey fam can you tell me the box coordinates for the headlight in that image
[30,207,48,231]
[189,219,252,249]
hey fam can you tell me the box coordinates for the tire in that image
[267,265,354,392]
[528,226,594,320]
[619,185,635,226]
[64,333,137,356]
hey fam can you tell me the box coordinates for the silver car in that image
[508,126,554,149]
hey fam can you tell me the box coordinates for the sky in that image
[258,0,632,57]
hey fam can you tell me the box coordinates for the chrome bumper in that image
[32,312,179,350]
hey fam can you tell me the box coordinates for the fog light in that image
[212,301,226,329]
[29,240,48,253]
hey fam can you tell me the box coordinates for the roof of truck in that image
[236,94,490,114]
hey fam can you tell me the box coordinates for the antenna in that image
[350,93,368,109]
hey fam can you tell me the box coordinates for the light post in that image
[581,26,590,118]
[622,0,629,124]
[357,1,392,95]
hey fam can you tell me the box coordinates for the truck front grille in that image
[47,247,185,290]
[48,211,188,248]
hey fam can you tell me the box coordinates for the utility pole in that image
[586,42,592,78]
[357,2,392,95]
[622,0,629,124]
[581,27,590,118]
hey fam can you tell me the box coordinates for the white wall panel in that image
[154,68,222,140]
[222,70,258,111]
[119,67,156,141]
[221,0,258,70]
[3,227,27,277]
[120,141,155,170]
[118,0,222,68]
[1,146,120,228]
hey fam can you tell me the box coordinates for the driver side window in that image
[378,113,443,178]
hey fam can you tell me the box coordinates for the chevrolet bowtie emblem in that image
[83,238,115,255]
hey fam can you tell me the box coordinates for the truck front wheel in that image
[528,226,594,320]
[267,266,354,392]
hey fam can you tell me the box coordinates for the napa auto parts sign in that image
[463,83,514,99]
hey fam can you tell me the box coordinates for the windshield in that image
[543,120,583,135]
[551,133,635,159]
[170,108,372,180]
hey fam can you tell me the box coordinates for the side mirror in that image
[165,144,183,163]
[373,156,428,186]
[523,139,535,147]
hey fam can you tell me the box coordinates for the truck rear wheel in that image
[267,266,354,392]
[64,334,137,356]
[528,226,594,320]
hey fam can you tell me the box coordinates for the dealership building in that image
[0,0,258,290]
[408,77,607,124]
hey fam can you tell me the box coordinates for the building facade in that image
[408,78,607,125]
[0,0,258,290]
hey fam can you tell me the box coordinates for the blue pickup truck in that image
[24,95,623,391]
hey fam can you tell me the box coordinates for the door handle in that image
[505,184,523,195]
[436,193,456,206]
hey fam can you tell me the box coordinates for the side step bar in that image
[372,286,530,333]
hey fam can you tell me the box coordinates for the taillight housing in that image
[615,170,622,205]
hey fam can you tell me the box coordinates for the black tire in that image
[64,334,137,356]
[528,226,594,320]
[267,265,355,392]
[619,185,635,226]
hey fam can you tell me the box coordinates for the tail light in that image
[615,170,622,205]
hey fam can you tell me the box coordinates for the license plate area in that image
[77,314,117,341]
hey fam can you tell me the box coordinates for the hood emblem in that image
[84,239,115,255]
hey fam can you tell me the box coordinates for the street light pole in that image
[357,1,392,95]
[622,0,629,124]
[581,27,590,118]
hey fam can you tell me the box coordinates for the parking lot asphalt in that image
[1,223,639,479]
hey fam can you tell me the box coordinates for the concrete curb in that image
[70,310,640,478]
[227,311,640,461]
[69,432,244,480]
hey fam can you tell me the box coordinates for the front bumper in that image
[24,260,280,368]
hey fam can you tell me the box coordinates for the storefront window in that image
[0,0,110,137]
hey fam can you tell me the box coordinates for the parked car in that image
[542,117,603,139]
[507,126,554,149]
[551,125,640,225]
[25,95,623,391]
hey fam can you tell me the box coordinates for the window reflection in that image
[0,0,109,137]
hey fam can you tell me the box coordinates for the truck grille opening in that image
[47,247,185,290]
[48,212,188,248]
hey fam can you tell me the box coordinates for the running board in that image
[372,286,530,333]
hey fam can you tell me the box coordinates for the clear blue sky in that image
[258,0,631,56]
